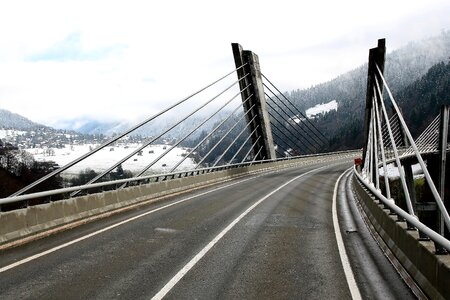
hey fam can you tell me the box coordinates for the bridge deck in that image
[0,159,414,299]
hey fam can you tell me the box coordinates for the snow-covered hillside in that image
[305,100,338,118]
[0,108,42,130]
[0,129,26,139]
[25,144,196,176]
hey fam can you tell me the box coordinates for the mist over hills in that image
[52,118,129,136]
[52,110,232,141]
[0,108,115,149]
[0,106,229,148]
[289,31,450,111]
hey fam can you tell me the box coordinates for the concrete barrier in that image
[0,153,354,246]
[353,175,450,300]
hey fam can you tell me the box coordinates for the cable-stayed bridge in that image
[0,40,448,299]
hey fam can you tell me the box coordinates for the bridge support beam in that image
[403,159,418,229]
[423,105,449,252]
[232,43,276,161]
[438,105,449,242]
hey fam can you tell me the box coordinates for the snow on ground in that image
[25,144,196,176]
[378,162,423,179]
[0,129,26,139]
[305,100,338,118]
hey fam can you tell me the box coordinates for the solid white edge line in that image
[332,169,362,300]
[151,164,331,300]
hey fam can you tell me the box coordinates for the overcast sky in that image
[0,0,449,127]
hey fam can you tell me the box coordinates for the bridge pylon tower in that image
[231,43,276,161]
[362,39,386,170]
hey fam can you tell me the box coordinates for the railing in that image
[354,166,450,250]
[0,150,358,206]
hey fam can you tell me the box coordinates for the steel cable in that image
[266,100,316,153]
[262,73,328,142]
[266,96,319,151]
[10,64,248,197]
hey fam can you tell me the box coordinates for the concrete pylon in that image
[232,43,276,161]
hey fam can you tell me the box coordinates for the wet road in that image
[0,158,414,299]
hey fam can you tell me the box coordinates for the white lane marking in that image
[332,169,362,300]
[0,172,269,273]
[155,228,179,234]
[0,160,320,273]
[151,164,330,300]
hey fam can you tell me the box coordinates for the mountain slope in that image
[312,60,450,151]
[397,61,450,136]
[0,108,46,130]
[0,108,112,149]
[290,31,450,111]
[286,31,450,150]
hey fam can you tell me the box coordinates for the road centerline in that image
[151,164,332,300]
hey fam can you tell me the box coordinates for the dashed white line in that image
[151,164,330,300]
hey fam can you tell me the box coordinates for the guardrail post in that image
[232,43,276,161]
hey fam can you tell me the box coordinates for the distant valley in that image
[1,31,449,170]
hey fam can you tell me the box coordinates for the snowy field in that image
[305,100,338,118]
[289,99,338,123]
[25,144,196,176]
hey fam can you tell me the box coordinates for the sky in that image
[0,0,449,127]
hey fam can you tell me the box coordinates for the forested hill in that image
[287,31,450,150]
[309,60,450,151]
[397,61,450,137]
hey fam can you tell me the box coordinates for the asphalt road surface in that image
[0,159,415,299]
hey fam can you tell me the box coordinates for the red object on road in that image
[354,158,362,166]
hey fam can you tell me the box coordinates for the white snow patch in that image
[379,162,423,179]
[25,144,195,176]
[305,100,338,118]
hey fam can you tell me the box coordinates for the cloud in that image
[0,0,449,127]
[26,32,126,62]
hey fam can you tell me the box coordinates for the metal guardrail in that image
[0,150,359,206]
[354,166,450,251]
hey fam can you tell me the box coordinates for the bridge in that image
[0,40,449,299]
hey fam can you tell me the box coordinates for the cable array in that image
[403,114,440,155]
[261,73,327,157]
[10,64,255,198]
[357,63,450,251]
[8,50,330,206]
